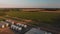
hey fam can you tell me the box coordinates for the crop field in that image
[0,8,60,34]
[6,11,60,24]
[0,11,60,27]
[6,11,59,20]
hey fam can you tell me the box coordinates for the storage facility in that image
[25,28,52,34]
[0,21,9,28]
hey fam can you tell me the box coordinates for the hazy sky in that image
[0,0,60,8]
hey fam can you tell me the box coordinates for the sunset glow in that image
[0,0,60,8]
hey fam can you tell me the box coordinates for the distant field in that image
[40,11,60,13]
[6,11,60,23]
[0,11,59,26]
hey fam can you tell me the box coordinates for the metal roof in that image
[25,28,52,34]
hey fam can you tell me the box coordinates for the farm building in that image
[10,24,22,31]
[0,21,9,28]
[10,23,28,30]
[5,19,15,25]
[10,23,28,33]
[16,23,27,28]
[25,28,52,34]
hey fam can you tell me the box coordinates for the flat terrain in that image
[0,27,14,34]
[4,11,60,27]
[0,11,60,34]
[6,11,60,22]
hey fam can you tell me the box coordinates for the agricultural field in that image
[0,10,60,34]
[0,10,60,27]
[5,11,60,27]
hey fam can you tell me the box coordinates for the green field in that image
[6,12,59,20]
[6,11,60,25]
[0,11,60,27]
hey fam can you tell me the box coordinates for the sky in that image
[0,0,60,8]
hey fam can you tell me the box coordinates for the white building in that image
[6,19,15,24]
[16,23,27,28]
[0,21,9,28]
[11,25,22,31]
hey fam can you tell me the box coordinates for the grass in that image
[6,11,60,22]
[0,11,60,27]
